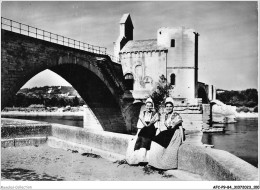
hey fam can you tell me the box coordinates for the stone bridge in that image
[1,29,137,133]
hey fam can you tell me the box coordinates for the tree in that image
[73,96,80,106]
[79,97,86,106]
[50,96,58,107]
[216,88,258,107]
[14,93,26,107]
[245,89,258,103]
[149,75,170,111]
[45,97,51,107]
[58,97,67,107]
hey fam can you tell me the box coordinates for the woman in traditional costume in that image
[126,97,159,165]
[148,97,185,169]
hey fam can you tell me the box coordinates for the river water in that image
[2,115,84,128]
[2,115,258,167]
[202,118,258,168]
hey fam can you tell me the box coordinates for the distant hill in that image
[13,86,85,107]
[18,86,81,97]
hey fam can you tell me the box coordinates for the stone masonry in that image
[1,29,135,133]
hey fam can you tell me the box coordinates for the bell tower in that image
[114,13,134,57]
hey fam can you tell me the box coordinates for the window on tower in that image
[124,73,134,90]
[171,39,175,47]
[170,73,176,85]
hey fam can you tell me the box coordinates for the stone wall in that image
[1,119,52,139]
[120,51,167,99]
[50,124,132,157]
[178,144,258,181]
[1,118,51,148]
[181,113,203,133]
[49,124,258,181]
[2,119,258,181]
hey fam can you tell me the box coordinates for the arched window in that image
[124,73,134,90]
[170,73,176,85]
[171,39,175,47]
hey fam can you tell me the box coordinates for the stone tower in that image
[157,27,199,101]
[114,13,134,57]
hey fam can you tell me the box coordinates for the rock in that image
[211,99,237,123]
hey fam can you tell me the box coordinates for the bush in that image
[245,100,257,108]
[236,106,250,113]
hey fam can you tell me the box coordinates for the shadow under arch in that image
[3,64,127,133]
[123,101,144,135]
[50,64,127,133]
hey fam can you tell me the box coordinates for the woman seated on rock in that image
[147,97,185,170]
[126,97,159,165]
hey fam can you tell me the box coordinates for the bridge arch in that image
[1,30,129,133]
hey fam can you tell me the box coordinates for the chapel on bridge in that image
[114,13,216,106]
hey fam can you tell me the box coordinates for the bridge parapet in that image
[49,124,258,181]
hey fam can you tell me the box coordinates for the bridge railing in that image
[1,17,120,63]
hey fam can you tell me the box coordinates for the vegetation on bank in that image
[216,88,258,112]
[12,86,85,108]
[7,85,258,113]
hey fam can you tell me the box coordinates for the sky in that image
[1,1,258,90]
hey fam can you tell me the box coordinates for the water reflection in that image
[202,118,258,167]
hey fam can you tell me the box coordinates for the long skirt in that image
[153,127,177,148]
[134,123,157,151]
[125,136,146,165]
[125,123,157,165]
[148,128,182,170]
